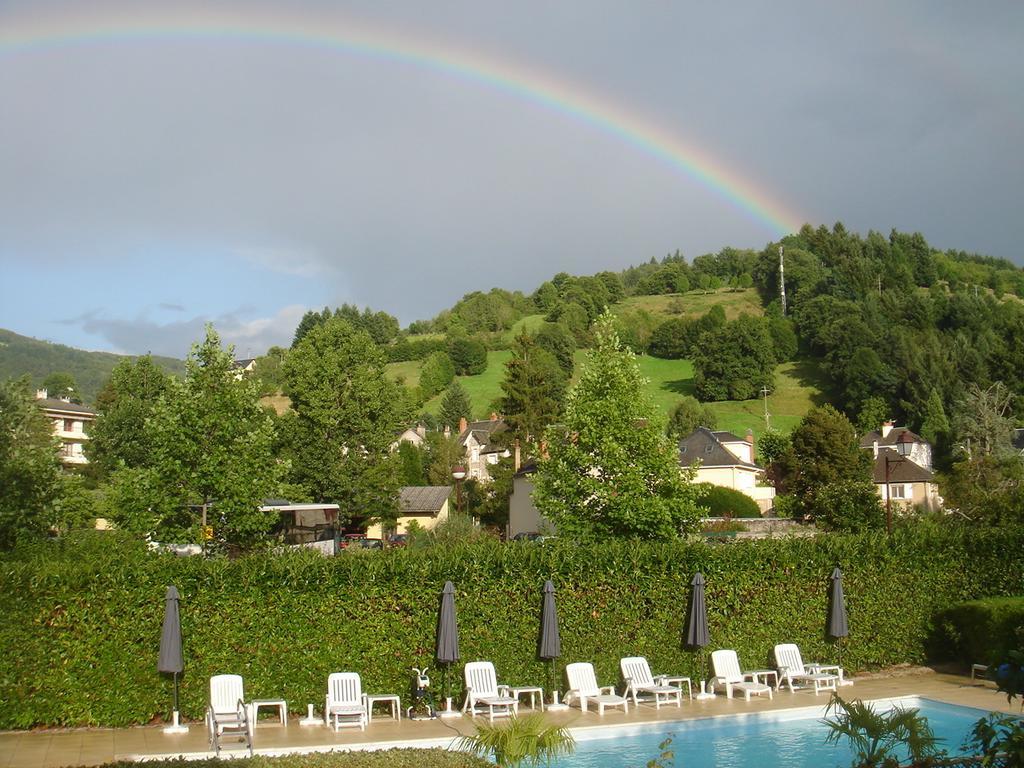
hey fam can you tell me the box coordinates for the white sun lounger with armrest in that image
[564,662,629,715]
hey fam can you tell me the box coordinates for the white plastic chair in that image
[462,661,519,721]
[619,657,682,708]
[710,650,773,701]
[206,674,253,756]
[564,662,629,715]
[774,644,839,695]
[325,672,367,730]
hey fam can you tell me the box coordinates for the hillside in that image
[0,328,185,405]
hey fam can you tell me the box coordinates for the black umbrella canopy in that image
[157,586,184,674]
[685,572,709,649]
[539,580,561,660]
[435,581,460,664]
[828,567,849,639]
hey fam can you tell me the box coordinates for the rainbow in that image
[0,7,806,236]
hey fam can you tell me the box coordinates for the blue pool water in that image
[549,698,997,768]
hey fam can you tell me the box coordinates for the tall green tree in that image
[534,323,576,376]
[533,313,703,539]
[499,332,567,445]
[0,377,62,548]
[419,351,455,398]
[692,315,777,401]
[284,317,404,531]
[86,356,170,478]
[145,326,281,545]
[665,396,717,439]
[439,380,473,431]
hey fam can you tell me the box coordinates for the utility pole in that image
[778,245,787,316]
[761,385,772,431]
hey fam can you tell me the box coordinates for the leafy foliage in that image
[665,396,717,440]
[2,525,1024,728]
[809,480,885,533]
[932,598,1024,668]
[41,371,79,402]
[692,315,777,401]
[284,317,405,529]
[0,377,62,548]
[448,337,489,376]
[455,712,575,768]
[86,355,170,478]
[823,694,942,768]
[696,484,762,519]
[439,381,473,431]
[534,313,704,539]
[419,351,456,398]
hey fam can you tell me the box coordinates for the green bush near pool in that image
[2,525,1023,729]
[931,596,1024,665]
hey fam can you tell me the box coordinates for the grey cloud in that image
[159,303,186,312]
[72,305,306,359]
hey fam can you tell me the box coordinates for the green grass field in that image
[615,288,764,322]
[395,348,824,434]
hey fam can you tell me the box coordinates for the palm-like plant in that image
[455,711,575,767]
[823,694,943,768]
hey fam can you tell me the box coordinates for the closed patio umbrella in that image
[435,581,460,713]
[685,572,713,698]
[157,585,188,733]
[538,580,563,706]
[828,567,849,667]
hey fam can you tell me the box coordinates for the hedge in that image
[931,597,1024,666]
[2,525,1023,729]
[697,484,762,518]
[95,752,489,768]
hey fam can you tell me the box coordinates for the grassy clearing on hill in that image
[420,350,513,418]
[616,288,764,322]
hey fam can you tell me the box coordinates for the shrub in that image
[2,526,1024,728]
[932,597,1024,666]
[697,484,761,518]
[448,338,488,376]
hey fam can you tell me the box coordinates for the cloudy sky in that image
[1,1,1021,358]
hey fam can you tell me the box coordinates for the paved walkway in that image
[0,672,1013,768]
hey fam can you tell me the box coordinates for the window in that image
[63,419,75,432]
[892,484,908,500]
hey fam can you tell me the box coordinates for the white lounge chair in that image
[773,644,839,695]
[206,674,253,756]
[564,662,629,715]
[619,657,683,709]
[325,672,368,730]
[462,661,519,721]
[710,650,773,701]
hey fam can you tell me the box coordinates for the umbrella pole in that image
[162,671,189,734]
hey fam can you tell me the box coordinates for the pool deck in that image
[0,671,1016,768]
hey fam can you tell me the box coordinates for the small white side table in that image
[807,664,850,686]
[662,676,693,700]
[250,699,288,726]
[365,694,402,722]
[510,686,545,711]
[746,669,780,690]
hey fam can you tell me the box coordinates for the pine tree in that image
[499,332,567,445]
[439,381,473,431]
[918,388,950,449]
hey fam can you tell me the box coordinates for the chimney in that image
[35,388,47,400]
[458,417,468,435]
[881,421,894,439]
[490,412,498,421]
[872,440,879,458]
[745,429,754,445]
[513,439,521,472]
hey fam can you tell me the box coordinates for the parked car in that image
[510,532,556,543]
[387,533,409,548]
[339,533,366,550]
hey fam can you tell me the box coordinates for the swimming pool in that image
[550,698,997,768]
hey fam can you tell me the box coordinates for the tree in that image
[448,336,488,376]
[145,326,282,546]
[284,317,404,531]
[665,396,717,439]
[439,381,473,431]
[0,377,62,548]
[419,351,455,398]
[918,388,950,454]
[535,323,576,376]
[953,382,1015,458]
[499,332,567,445]
[788,405,873,522]
[41,371,79,402]
[824,694,941,768]
[86,356,170,478]
[396,441,426,486]
[856,396,890,436]
[533,313,704,539]
[693,316,777,401]
[252,346,288,396]
[649,318,691,359]
[427,433,464,485]
[809,480,885,532]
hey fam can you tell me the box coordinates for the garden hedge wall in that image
[931,596,1024,666]
[2,525,1022,729]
